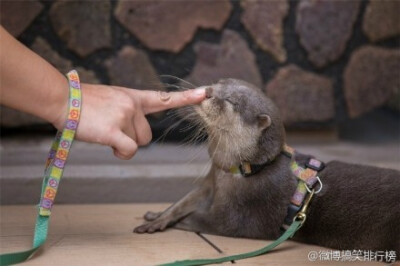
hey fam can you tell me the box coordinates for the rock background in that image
[1,0,399,136]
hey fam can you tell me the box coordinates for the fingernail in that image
[159,91,171,101]
[193,88,206,96]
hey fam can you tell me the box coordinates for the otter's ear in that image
[258,114,271,130]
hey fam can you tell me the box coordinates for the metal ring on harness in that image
[306,176,323,194]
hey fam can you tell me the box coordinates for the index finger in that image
[135,88,206,114]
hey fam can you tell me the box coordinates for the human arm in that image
[0,26,206,159]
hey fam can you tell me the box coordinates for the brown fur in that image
[134,79,400,257]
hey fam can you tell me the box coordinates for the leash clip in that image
[294,189,315,227]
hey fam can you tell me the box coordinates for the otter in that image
[134,79,400,256]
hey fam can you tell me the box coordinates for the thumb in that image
[110,131,138,160]
[135,88,206,114]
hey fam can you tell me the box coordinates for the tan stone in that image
[114,0,232,53]
[104,46,163,90]
[186,30,262,88]
[49,1,112,57]
[296,0,361,68]
[363,0,400,42]
[265,65,335,124]
[0,1,43,36]
[241,0,288,63]
[344,46,400,118]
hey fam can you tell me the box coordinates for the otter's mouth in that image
[193,86,215,119]
[192,84,233,133]
[196,98,220,123]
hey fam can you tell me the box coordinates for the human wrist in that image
[49,73,71,130]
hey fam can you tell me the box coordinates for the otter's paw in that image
[133,218,170,234]
[144,211,162,221]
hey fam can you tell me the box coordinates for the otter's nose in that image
[205,87,213,98]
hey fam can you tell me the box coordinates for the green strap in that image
[159,220,302,266]
[0,216,49,265]
[1,151,55,265]
[0,70,82,265]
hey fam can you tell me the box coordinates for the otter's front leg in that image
[133,186,211,234]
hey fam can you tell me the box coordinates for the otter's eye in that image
[225,99,239,111]
[225,99,235,105]
[224,99,238,108]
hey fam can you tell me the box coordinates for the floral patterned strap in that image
[39,70,82,216]
[0,70,82,265]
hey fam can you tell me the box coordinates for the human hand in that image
[53,84,206,159]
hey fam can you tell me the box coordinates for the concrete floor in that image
[0,204,384,265]
[0,135,399,204]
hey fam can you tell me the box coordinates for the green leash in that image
[159,220,302,266]
[0,70,82,265]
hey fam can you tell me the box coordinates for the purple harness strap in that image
[281,144,324,231]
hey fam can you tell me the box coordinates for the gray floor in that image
[1,134,399,204]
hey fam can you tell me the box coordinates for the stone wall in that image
[1,0,399,134]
